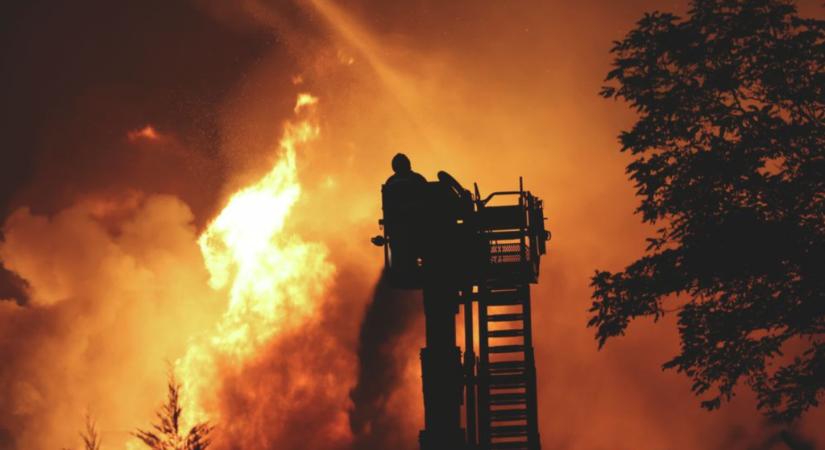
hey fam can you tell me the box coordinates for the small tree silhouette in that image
[61,413,101,450]
[134,374,213,450]
[81,415,102,450]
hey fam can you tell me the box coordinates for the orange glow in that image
[127,125,160,141]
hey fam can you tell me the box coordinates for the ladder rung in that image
[489,329,524,338]
[489,371,526,378]
[489,374,527,388]
[489,361,526,370]
[489,393,527,405]
[485,281,529,290]
[489,345,525,354]
[486,289,522,305]
[488,368,526,377]
[490,408,528,421]
[491,441,529,449]
[488,313,524,322]
[483,230,525,240]
[490,425,528,437]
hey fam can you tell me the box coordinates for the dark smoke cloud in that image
[0,0,300,222]
[0,265,28,305]
[714,420,818,450]
[349,270,422,450]
[0,0,277,302]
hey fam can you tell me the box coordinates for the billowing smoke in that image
[349,270,422,450]
[0,196,223,449]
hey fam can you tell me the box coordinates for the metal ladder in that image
[476,284,541,450]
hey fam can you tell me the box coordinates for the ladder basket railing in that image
[488,242,529,265]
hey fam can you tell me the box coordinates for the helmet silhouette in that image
[392,153,412,174]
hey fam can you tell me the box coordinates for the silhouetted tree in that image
[590,0,823,420]
[134,374,213,450]
[81,415,102,450]
[61,414,101,450]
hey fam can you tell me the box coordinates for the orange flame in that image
[294,93,319,113]
[172,93,334,429]
[128,125,160,141]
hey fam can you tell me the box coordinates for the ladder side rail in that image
[519,195,528,276]
[521,285,541,450]
[464,288,478,448]
[477,286,491,449]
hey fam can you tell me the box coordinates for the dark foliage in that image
[134,374,213,450]
[590,0,824,420]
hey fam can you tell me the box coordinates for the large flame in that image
[173,93,335,429]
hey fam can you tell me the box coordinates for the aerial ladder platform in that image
[373,170,550,450]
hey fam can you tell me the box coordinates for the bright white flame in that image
[173,93,334,429]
